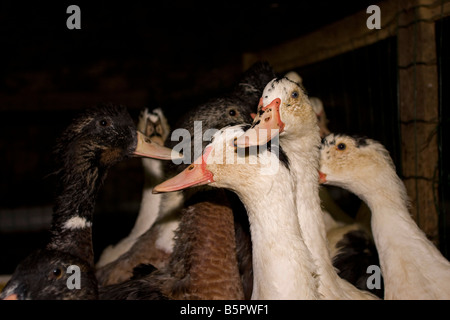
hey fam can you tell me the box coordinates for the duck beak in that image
[235,98,284,147]
[318,171,327,184]
[153,147,214,193]
[2,294,18,300]
[134,131,183,160]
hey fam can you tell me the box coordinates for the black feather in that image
[333,230,384,299]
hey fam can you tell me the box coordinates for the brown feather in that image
[165,199,244,299]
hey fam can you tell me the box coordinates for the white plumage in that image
[236,77,378,299]
[319,133,450,299]
[154,125,321,299]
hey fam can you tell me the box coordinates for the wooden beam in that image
[243,0,450,73]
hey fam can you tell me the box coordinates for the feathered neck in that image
[229,162,320,300]
[349,164,450,299]
[47,145,110,267]
[280,128,367,299]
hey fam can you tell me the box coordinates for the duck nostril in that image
[264,116,271,122]
[188,165,195,171]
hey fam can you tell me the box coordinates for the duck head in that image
[0,249,98,300]
[235,77,318,147]
[137,107,170,147]
[318,134,396,192]
[56,104,182,170]
[153,124,282,194]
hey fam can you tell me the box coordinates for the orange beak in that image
[153,146,214,193]
[235,98,284,147]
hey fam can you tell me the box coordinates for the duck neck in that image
[129,159,165,239]
[354,172,450,295]
[236,168,319,300]
[282,133,343,296]
[48,163,107,266]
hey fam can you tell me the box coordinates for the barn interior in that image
[0,0,449,287]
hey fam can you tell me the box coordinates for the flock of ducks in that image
[1,62,449,300]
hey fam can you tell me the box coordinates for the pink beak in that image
[235,98,284,147]
[153,146,214,193]
[318,171,327,184]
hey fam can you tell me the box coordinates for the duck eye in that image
[99,119,110,127]
[337,143,346,151]
[291,91,299,99]
[51,267,63,279]
[229,109,237,116]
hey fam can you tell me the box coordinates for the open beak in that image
[134,131,183,160]
[235,98,284,147]
[153,147,214,193]
[318,171,327,184]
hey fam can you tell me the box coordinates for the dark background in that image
[4,0,448,276]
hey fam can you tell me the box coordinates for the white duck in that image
[154,125,321,300]
[284,72,383,298]
[284,71,349,228]
[236,77,378,299]
[96,108,171,268]
[319,133,450,299]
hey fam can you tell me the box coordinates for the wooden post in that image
[397,0,440,244]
